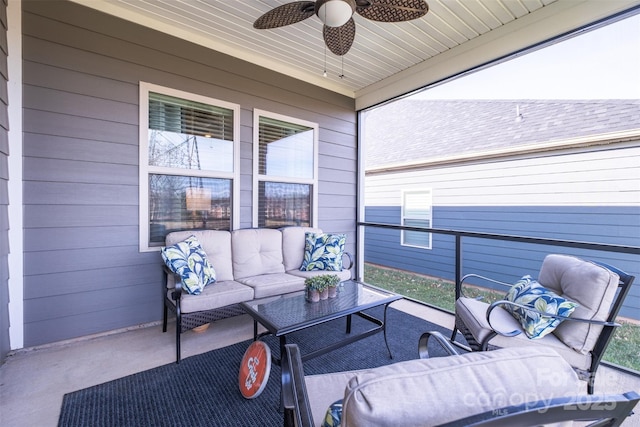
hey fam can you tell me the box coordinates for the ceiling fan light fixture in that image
[316,0,355,27]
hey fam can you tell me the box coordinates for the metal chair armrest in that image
[486,300,621,338]
[282,344,315,427]
[342,251,354,271]
[459,274,512,299]
[419,331,460,358]
[163,265,183,299]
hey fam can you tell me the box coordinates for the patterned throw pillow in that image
[321,399,343,427]
[504,275,578,339]
[299,232,346,271]
[161,235,216,295]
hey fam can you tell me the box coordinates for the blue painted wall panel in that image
[364,206,640,319]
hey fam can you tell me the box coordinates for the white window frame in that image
[401,189,432,250]
[252,109,319,228]
[139,82,240,252]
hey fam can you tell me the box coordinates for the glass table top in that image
[241,280,402,335]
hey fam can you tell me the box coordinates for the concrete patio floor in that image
[1,299,638,426]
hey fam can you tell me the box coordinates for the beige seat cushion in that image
[167,280,253,313]
[341,347,581,427]
[236,272,305,298]
[286,269,351,282]
[538,254,619,354]
[455,297,592,371]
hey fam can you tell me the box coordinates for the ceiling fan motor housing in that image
[316,0,356,27]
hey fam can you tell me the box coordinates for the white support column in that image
[7,0,24,350]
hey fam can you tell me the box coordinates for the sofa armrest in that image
[162,265,183,300]
[342,251,354,271]
[282,344,315,427]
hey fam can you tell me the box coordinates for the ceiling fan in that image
[253,0,429,56]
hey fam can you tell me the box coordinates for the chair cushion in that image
[161,235,216,295]
[300,232,346,271]
[455,297,592,371]
[231,229,285,279]
[340,347,581,427]
[504,275,578,339]
[281,226,322,271]
[538,254,619,354]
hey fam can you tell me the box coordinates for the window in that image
[139,83,239,251]
[401,190,432,249]
[253,110,318,228]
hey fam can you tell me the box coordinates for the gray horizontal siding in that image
[365,205,640,320]
[20,1,356,347]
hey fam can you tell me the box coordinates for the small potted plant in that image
[305,274,341,302]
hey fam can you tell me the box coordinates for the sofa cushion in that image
[168,280,254,313]
[504,275,578,339]
[538,254,619,354]
[232,229,285,280]
[286,269,351,282]
[341,347,581,427]
[300,232,346,271]
[236,273,304,298]
[161,235,216,295]
[165,230,234,283]
[282,226,323,271]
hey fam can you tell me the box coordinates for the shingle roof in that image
[364,100,640,169]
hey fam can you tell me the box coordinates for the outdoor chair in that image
[452,253,635,394]
[281,332,639,427]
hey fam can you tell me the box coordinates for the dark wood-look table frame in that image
[241,280,403,365]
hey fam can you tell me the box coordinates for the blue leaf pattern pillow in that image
[504,275,578,339]
[161,235,216,295]
[321,399,342,427]
[300,233,346,271]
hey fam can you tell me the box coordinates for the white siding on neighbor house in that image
[365,142,640,207]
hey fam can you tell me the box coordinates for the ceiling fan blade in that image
[254,1,316,29]
[356,0,428,22]
[323,18,356,56]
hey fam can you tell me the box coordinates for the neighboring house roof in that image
[364,100,640,170]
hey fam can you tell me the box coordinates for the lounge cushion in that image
[538,254,619,354]
[300,232,346,272]
[161,235,216,295]
[504,275,578,339]
[341,347,581,426]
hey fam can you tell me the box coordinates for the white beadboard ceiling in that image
[71,0,640,109]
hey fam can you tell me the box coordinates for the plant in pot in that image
[305,274,341,302]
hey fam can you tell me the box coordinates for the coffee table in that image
[241,280,402,364]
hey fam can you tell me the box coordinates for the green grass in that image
[363,263,640,372]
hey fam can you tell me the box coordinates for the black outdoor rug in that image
[59,307,456,427]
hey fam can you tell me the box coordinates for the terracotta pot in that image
[328,285,338,298]
[306,288,320,303]
[319,288,329,300]
[192,323,210,333]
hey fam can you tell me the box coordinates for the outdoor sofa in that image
[162,226,353,362]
